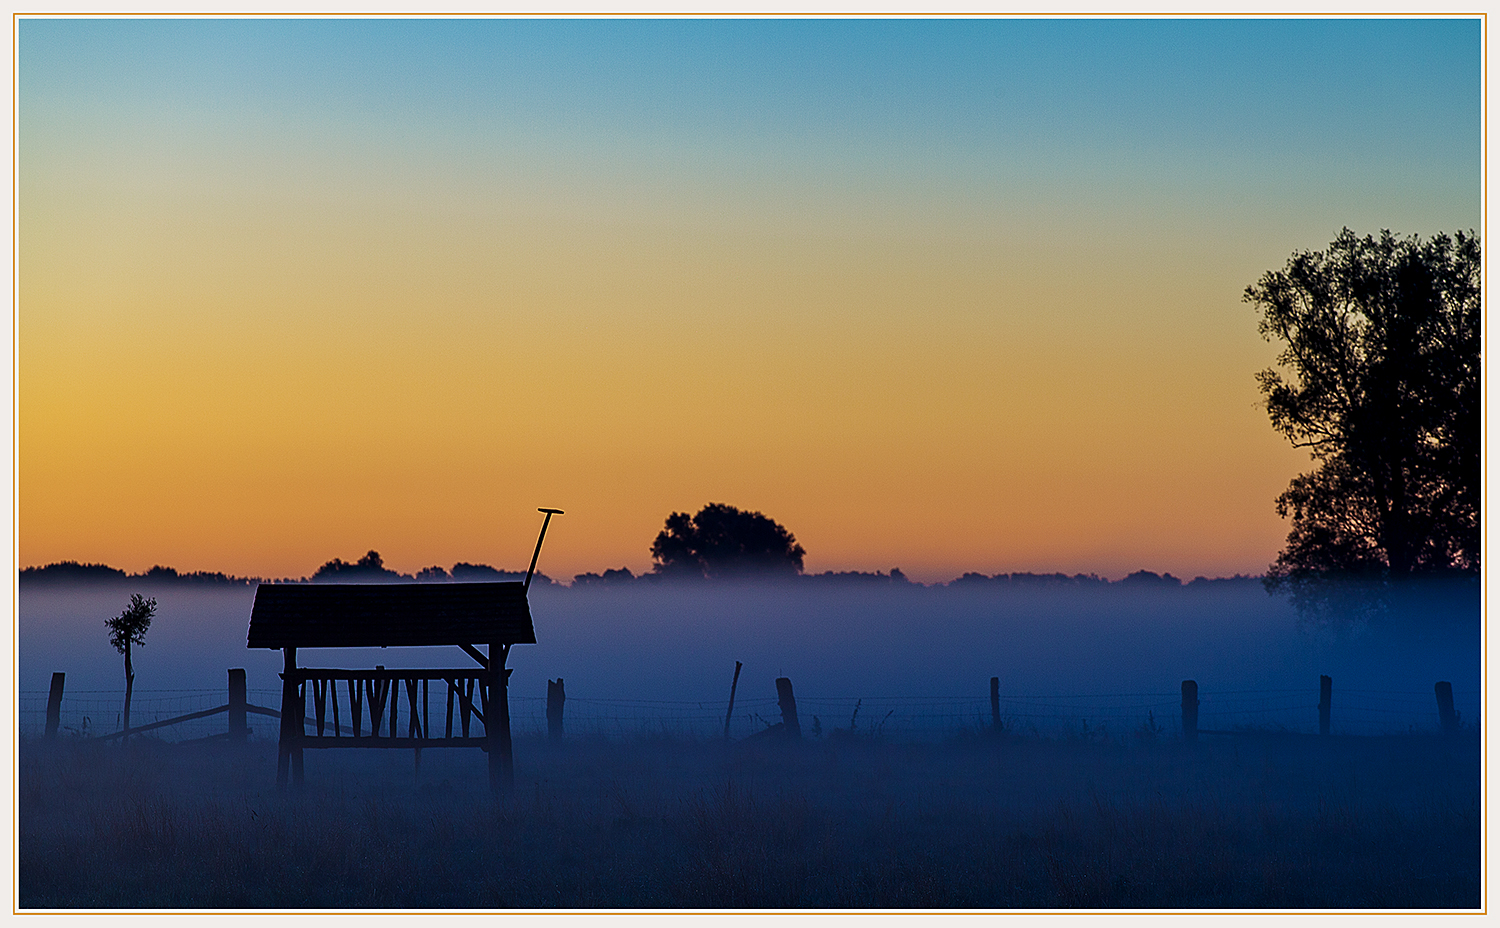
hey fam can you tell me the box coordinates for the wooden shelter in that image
[247,581,537,792]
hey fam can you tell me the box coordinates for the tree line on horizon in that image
[18,556,1268,591]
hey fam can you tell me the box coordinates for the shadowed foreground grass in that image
[20,730,1479,909]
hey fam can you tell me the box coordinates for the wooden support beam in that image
[488,643,515,795]
[460,644,489,670]
[277,647,299,788]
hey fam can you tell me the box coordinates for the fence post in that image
[1181,680,1198,742]
[724,661,743,740]
[990,676,1001,734]
[776,677,801,740]
[1319,675,1332,736]
[546,678,565,741]
[1435,681,1459,733]
[229,668,248,743]
[44,672,64,740]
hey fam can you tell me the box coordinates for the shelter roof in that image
[246,582,536,649]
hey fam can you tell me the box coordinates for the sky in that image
[17,17,1482,584]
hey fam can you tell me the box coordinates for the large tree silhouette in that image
[1246,228,1479,597]
[651,503,806,579]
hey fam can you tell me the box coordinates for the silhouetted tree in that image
[650,503,805,579]
[1246,228,1479,607]
[106,593,155,743]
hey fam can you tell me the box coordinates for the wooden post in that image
[44,672,64,740]
[546,678,565,741]
[1435,681,1459,733]
[228,668,248,743]
[776,677,801,740]
[1181,680,1198,743]
[990,676,1001,734]
[277,647,299,788]
[1318,675,1332,736]
[724,661,743,740]
[487,643,514,795]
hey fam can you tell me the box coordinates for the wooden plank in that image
[98,704,230,740]
[312,679,327,736]
[288,668,486,683]
[446,679,456,738]
[295,736,490,750]
[406,677,422,738]
[368,677,390,737]
[349,680,362,738]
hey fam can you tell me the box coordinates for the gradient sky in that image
[18,17,1481,584]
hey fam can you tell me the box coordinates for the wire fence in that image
[18,683,1479,744]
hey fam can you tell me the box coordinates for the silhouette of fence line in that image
[20,678,1479,743]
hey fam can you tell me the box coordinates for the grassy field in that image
[18,728,1480,909]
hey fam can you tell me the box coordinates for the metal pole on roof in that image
[524,508,565,593]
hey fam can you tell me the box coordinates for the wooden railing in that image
[284,668,493,748]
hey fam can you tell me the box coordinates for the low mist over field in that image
[21,575,1478,737]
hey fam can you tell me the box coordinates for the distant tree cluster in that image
[310,550,402,583]
[949,571,1108,589]
[941,570,1249,590]
[571,567,638,587]
[308,552,547,586]
[803,568,912,585]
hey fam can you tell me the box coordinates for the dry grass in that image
[18,729,1480,909]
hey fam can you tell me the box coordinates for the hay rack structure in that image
[246,509,562,793]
